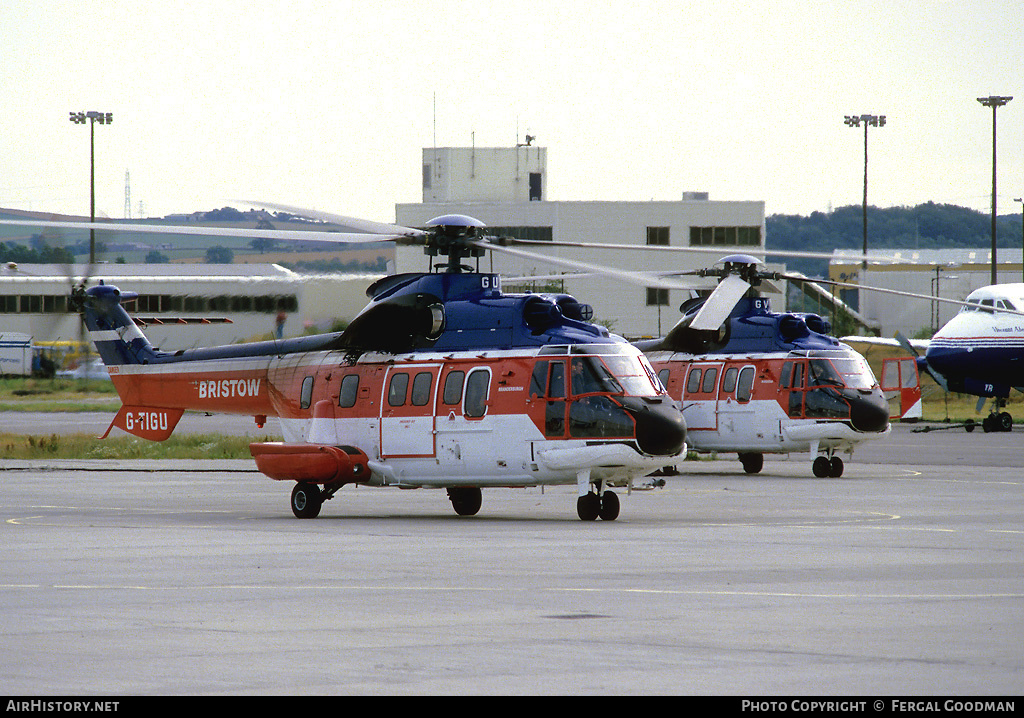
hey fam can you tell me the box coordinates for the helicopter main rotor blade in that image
[234,200,426,238]
[478,240,699,291]
[0,219,409,245]
[689,274,751,330]
[505,238,900,264]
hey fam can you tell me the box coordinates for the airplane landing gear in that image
[982,411,1013,432]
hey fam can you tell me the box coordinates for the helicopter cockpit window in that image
[780,361,793,389]
[600,354,661,397]
[809,359,844,387]
[812,351,876,390]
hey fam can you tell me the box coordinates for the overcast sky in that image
[2,0,1021,224]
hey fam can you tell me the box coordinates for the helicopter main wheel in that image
[447,487,482,516]
[829,456,844,477]
[598,491,620,521]
[577,492,601,521]
[739,452,763,474]
[291,482,323,519]
[997,412,1013,432]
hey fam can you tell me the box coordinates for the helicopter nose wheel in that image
[812,455,844,478]
[577,490,620,521]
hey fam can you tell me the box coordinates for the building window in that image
[690,226,761,246]
[423,164,432,190]
[485,226,553,242]
[646,227,669,246]
[646,287,669,306]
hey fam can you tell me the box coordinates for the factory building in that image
[397,144,769,337]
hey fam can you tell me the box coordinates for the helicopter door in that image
[380,364,441,458]
[681,361,723,431]
[716,364,757,446]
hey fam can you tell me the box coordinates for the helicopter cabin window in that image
[464,369,490,418]
[410,371,433,407]
[701,367,718,394]
[339,374,359,408]
[736,367,755,402]
[686,367,702,394]
[658,368,671,389]
[722,367,738,394]
[442,370,465,405]
[388,372,409,407]
[300,376,314,410]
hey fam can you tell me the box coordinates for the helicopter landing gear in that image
[576,472,619,521]
[576,490,619,521]
[291,482,323,518]
[812,454,844,478]
[447,487,482,516]
[739,452,764,474]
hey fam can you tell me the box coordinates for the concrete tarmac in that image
[0,424,1021,695]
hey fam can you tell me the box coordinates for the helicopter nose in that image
[622,397,687,457]
[850,390,890,433]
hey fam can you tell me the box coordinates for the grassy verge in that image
[0,432,274,461]
[0,377,121,412]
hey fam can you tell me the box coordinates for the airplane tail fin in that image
[79,283,160,367]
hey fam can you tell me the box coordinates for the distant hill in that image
[767,203,1024,277]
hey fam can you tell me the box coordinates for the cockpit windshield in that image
[569,354,661,397]
[807,350,877,390]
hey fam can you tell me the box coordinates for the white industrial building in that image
[0,263,377,352]
[397,145,769,338]
[831,248,1024,338]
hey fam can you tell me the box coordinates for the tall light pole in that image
[844,114,886,269]
[69,110,113,265]
[976,96,1012,285]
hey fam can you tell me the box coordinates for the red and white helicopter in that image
[1,212,688,521]
[503,240,895,478]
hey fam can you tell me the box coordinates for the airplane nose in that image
[850,390,890,433]
[622,397,687,456]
